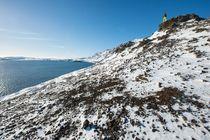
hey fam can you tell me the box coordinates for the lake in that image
[0,60,92,97]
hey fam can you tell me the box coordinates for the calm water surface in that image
[0,60,92,97]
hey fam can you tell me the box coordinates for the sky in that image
[0,0,209,59]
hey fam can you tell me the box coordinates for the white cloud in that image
[0,28,60,43]
[51,45,65,49]
[0,28,39,35]
[13,37,58,42]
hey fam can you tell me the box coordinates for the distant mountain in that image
[0,14,210,140]
[0,56,77,62]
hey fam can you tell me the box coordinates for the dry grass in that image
[193,28,208,33]
[135,74,148,82]
[114,41,135,53]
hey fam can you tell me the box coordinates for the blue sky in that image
[0,0,209,58]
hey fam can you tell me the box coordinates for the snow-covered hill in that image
[0,14,210,140]
[0,57,77,61]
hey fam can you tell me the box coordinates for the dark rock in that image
[54,121,72,139]
[79,132,83,136]
[158,82,163,87]
[159,14,204,31]
[83,120,90,129]
[114,41,135,53]
[135,74,148,82]
[193,28,208,33]
[152,128,159,132]
[189,38,198,43]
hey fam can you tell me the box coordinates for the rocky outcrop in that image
[159,14,205,31]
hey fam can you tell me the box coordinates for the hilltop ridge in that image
[159,14,205,31]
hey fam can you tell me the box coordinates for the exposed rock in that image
[159,14,204,31]
[114,41,135,53]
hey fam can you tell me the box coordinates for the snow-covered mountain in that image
[80,49,113,63]
[0,56,77,61]
[0,14,210,140]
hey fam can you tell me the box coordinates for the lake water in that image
[0,60,92,97]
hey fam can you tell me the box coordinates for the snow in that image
[0,15,210,140]
[37,128,45,138]
[149,30,166,40]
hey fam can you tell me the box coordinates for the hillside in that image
[0,14,210,140]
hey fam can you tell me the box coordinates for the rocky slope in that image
[0,14,210,140]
